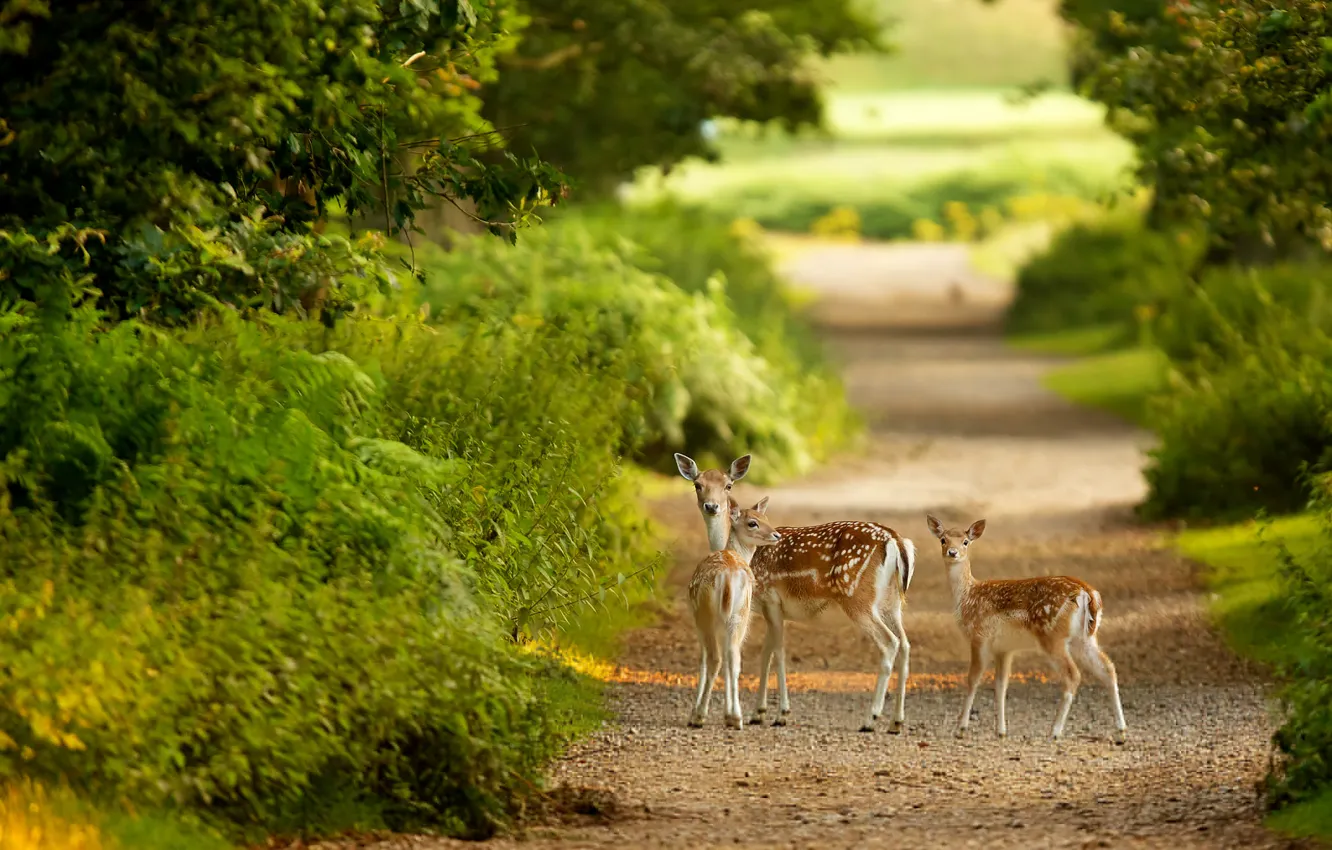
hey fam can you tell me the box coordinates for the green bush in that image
[1141,321,1332,520]
[1141,263,1332,520]
[1150,263,1332,365]
[418,209,858,481]
[685,164,1114,242]
[0,277,650,839]
[1267,490,1332,815]
[0,202,854,841]
[553,203,829,371]
[1007,215,1200,335]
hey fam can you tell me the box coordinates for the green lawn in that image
[1037,345,1165,427]
[624,0,1130,240]
[821,0,1069,92]
[627,91,1135,240]
[1008,324,1129,356]
[1177,514,1321,669]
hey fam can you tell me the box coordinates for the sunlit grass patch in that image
[819,0,1070,92]
[1268,785,1332,842]
[1038,346,1166,427]
[1,783,106,850]
[1176,513,1322,670]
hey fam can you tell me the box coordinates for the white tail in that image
[925,515,1126,744]
[676,454,916,733]
[687,499,781,729]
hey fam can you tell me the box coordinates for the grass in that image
[1177,514,1321,669]
[624,0,1127,242]
[1268,786,1332,842]
[821,0,1070,92]
[1174,513,1332,842]
[1008,324,1131,356]
[1026,341,1166,427]
[0,781,231,850]
[630,91,1135,240]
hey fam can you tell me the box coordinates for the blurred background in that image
[3,0,1332,846]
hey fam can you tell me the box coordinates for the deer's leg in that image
[1049,644,1082,740]
[1076,638,1126,744]
[689,629,721,728]
[855,611,900,732]
[750,605,779,724]
[766,601,792,725]
[956,641,985,737]
[724,607,750,729]
[881,598,911,734]
[994,651,1014,738]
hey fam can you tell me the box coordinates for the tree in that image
[0,0,565,318]
[995,0,1332,260]
[480,0,884,195]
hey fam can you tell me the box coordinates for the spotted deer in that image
[675,453,916,732]
[688,498,782,729]
[925,515,1127,743]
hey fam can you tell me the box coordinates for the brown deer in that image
[688,498,782,729]
[925,515,1127,743]
[675,453,916,732]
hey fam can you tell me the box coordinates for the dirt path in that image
[403,242,1298,849]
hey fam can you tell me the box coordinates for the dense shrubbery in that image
[997,0,1332,826]
[417,209,857,481]
[1138,263,1332,519]
[0,272,646,839]
[694,166,1112,241]
[1141,336,1332,520]
[0,203,853,840]
[1007,214,1200,335]
[1267,490,1332,812]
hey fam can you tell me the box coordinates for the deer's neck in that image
[704,514,730,552]
[725,535,757,565]
[947,559,976,604]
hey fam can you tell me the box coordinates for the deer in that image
[687,498,783,729]
[674,453,916,733]
[925,515,1127,744]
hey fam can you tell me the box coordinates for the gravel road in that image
[340,242,1310,850]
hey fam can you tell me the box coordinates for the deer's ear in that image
[926,514,945,539]
[674,453,699,481]
[753,496,770,515]
[967,519,987,541]
[729,454,751,482]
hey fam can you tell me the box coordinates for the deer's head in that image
[926,515,986,565]
[674,453,750,518]
[730,497,782,548]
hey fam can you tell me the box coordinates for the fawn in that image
[687,497,782,729]
[925,515,1127,743]
[676,453,916,732]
